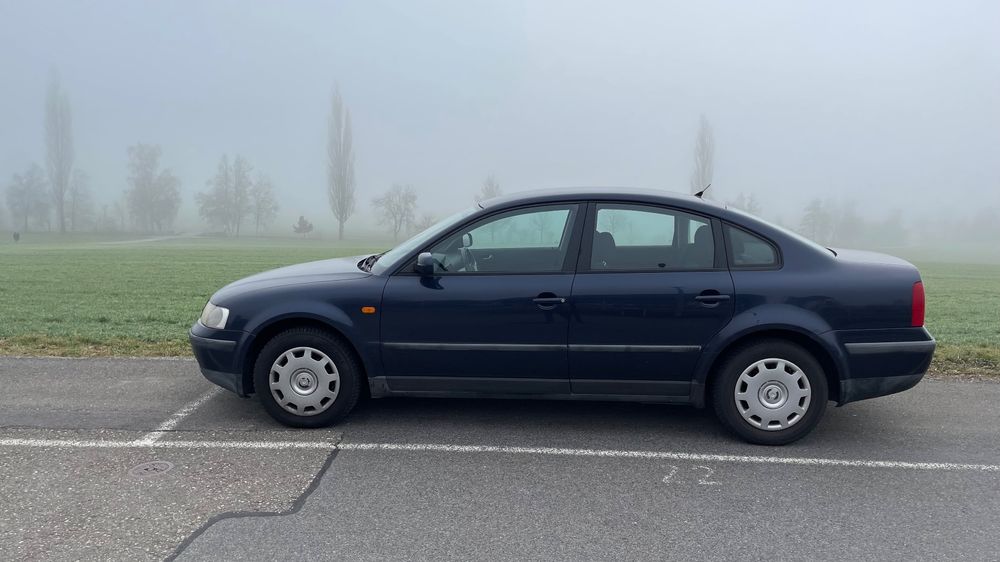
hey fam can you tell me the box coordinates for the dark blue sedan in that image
[190,188,935,445]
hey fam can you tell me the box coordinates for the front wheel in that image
[253,328,361,428]
[711,340,828,445]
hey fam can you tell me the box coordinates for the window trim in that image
[722,221,784,271]
[576,200,728,274]
[393,202,586,277]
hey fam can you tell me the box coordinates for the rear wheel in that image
[711,340,828,445]
[253,328,361,428]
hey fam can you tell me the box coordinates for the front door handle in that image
[694,294,731,302]
[533,293,566,310]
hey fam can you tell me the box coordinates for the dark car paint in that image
[189,188,935,408]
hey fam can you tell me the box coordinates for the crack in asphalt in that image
[165,437,343,562]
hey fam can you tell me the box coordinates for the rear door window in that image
[589,204,715,271]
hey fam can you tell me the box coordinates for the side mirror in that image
[414,252,435,276]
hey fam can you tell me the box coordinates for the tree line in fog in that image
[4,74,997,250]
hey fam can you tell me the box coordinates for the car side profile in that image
[189,188,935,445]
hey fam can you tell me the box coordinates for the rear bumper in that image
[837,329,935,405]
[840,372,925,404]
[189,323,250,396]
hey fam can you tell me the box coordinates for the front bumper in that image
[189,323,250,396]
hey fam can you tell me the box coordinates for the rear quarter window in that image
[725,225,779,268]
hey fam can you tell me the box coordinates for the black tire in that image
[711,339,828,445]
[253,327,362,428]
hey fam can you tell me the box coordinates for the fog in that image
[1,0,998,254]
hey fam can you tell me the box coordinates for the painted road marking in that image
[0,438,997,472]
[136,388,222,445]
[0,438,338,449]
[336,442,1000,472]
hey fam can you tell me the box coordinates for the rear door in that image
[568,202,734,397]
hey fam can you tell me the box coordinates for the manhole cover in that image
[130,461,174,477]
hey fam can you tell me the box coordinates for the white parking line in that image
[338,442,1000,472]
[135,388,222,445]
[0,438,336,450]
[0,437,997,472]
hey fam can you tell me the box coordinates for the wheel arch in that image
[241,316,370,396]
[693,327,845,408]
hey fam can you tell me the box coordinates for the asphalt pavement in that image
[1,357,998,561]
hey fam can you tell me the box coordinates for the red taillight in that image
[912,281,925,327]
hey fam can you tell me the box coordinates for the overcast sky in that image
[1,0,997,231]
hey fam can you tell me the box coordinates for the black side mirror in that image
[414,252,435,276]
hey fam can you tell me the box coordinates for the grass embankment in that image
[0,234,997,376]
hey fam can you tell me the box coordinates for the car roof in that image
[480,187,726,214]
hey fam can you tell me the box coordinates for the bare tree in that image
[250,173,279,234]
[197,154,233,233]
[373,184,417,241]
[5,164,49,231]
[327,86,356,240]
[231,155,253,236]
[528,212,551,243]
[45,72,74,233]
[67,169,94,231]
[113,198,127,232]
[124,143,181,232]
[413,212,436,233]
[599,209,631,235]
[689,114,714,195]
[95,204,118,232]
[727,192,762,216]
[199,155,270,236]
[475,175,502,203]
[799,198,833,244]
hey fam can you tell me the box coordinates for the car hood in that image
[216,256,371,295]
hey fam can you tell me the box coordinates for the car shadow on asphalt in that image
[198,386,889,452]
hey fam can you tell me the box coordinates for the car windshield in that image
[369,206,479,275]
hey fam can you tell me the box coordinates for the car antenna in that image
[694,183,711,199]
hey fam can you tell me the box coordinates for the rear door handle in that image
[694,290,731,308]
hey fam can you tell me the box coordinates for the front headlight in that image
[199,302,230,329]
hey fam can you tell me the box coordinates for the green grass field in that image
[1,233,997,375]
[0,234,382,356]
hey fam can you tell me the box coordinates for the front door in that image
[380,203,583,395]
[568,202,735,397]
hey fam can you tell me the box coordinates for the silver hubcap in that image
[269,347,340,416]
[734,358,811,431]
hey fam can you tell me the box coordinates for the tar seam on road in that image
[1,437,999,472]
[164,448,340,562]
[135,388,222,445]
